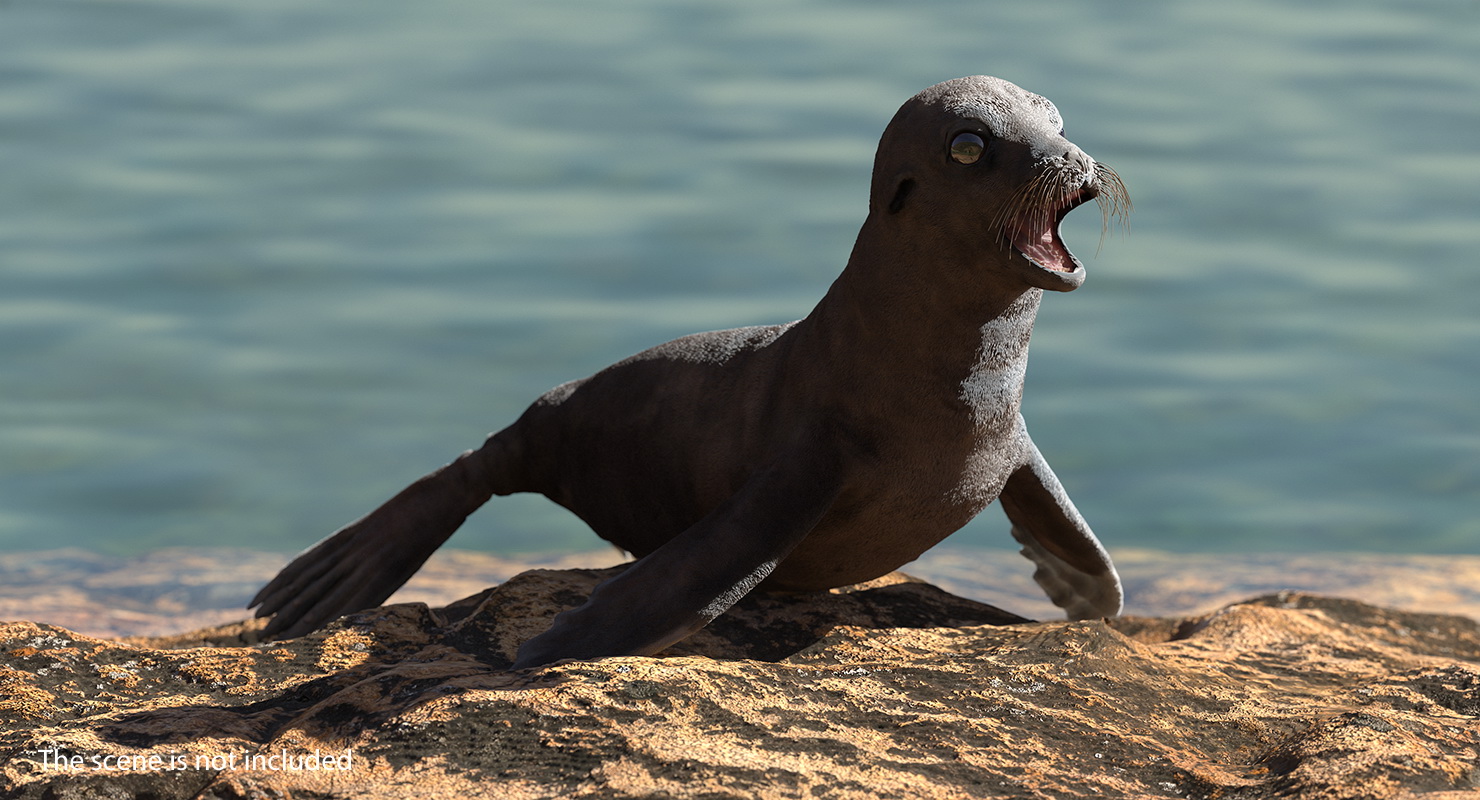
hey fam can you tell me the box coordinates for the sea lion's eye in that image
[949,132,985,164]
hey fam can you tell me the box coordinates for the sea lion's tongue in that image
[1005,217,1074,272]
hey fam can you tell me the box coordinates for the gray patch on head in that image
[1025,93,1063,131]
[933,77,1066,160]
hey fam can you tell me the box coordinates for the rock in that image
[2,567,1479,799]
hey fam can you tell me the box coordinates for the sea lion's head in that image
[870,76,1130,292]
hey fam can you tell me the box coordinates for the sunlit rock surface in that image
[2,562,1478,799]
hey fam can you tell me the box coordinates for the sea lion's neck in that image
[799,215,1043,392]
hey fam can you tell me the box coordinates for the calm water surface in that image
[1,0,1477,556]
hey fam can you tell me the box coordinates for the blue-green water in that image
[1,0,1476,557]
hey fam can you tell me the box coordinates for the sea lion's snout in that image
[1058,144,1096,184]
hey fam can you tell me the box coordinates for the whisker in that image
[989,173,1042,244]
[1091,163,1132,252]
[987,162,1130,258]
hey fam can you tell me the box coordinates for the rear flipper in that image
[250,432,519,639]
[999,433,1122,619]
[511,426,848,669]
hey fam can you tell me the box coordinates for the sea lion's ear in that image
[887,177,915,214]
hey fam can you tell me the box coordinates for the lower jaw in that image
[1008,247,1086,292]
[1011,246,1080,275]
[1010,236,1077,273]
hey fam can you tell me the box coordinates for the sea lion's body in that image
[252,76,1130,668]
[513,296,1025,592]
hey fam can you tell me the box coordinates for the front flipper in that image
[511,427,848,670]
[999,435,1122,619]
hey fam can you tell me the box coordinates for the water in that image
[1,0,1476,557]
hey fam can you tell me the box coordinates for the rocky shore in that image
[1,549,1478,798]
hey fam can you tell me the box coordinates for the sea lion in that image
[250,75,1132,669]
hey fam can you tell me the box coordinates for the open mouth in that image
[1001,187,1094,273]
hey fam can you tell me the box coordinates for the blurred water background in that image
[1,0,1476,559]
